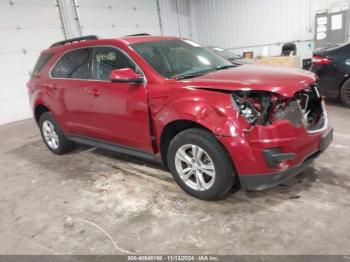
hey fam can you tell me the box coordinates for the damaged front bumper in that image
[239,128,333,190]
[218,92,333,190]
[219,126,333,190]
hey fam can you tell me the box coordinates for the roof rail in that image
[50,35,99,48]
[125,33,150,37]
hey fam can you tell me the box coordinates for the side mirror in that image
[110,68,144,83]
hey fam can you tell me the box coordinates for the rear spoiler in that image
[50,35,99,48]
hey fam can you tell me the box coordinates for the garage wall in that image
[57,0,82,38]
[189,0,350,59]
[2,0,348,125]
[76,0,161,37]
[158,0,193,38]
[0,0,64,125]
[0,0,167,125]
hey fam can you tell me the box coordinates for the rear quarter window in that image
[51,48,90,79]
[32,53,52,77]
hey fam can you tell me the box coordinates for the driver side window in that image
[91,47,136,81]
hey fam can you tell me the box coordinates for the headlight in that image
[231,91,273,125]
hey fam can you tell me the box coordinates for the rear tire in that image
[167,128,236,200]
[340,78,350,107]
[39,112,73,155]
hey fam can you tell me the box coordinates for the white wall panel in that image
[76,0,161,37]
[57,0,82,38]
[2,0,349,125]
[0,0,64,125]
[189,0,349,59]
[158,0,193,38]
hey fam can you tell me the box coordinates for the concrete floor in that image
[0,102,350,255]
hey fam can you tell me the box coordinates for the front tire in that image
[39,112,73,155]
[167,128,236,200]
[340,78,350,107]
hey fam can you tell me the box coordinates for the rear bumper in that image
[311,65,344,98]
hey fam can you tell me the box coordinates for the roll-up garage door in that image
[76,0,161,37]
[0,0,64,124]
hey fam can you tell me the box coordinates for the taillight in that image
[312,55,332,65]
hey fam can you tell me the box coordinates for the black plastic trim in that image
[67,134,158,162]
[241,127,333,190]
[111,77,144,83]
[239,151,320,190]
[125,33,150,37]
[263,148,296,167]
[50,35,98,48]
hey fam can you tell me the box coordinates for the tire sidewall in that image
[39,112,69,154]
[340,79,350,107]
[167,129,235,200]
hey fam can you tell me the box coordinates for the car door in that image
[80,46,152,152]
[51,48,99,137]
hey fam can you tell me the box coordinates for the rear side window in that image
[32,53,52,76]
[51,48,90,79]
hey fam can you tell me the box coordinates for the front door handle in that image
[87,88,101,97]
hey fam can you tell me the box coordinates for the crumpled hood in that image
[180,64,316,97]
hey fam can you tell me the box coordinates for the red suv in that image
[27,35,333,200]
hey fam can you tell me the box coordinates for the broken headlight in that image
[232,91,273,125]
[231,86,324,129]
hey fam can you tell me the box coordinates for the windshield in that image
[131,39,232,79]
[211,47,241,60]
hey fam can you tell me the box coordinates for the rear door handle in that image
[49,84,57,89]
[87,88,101,97]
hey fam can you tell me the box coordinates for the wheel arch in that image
[339,76,350,106]
[158,118,238,171]
[34,104,51,124]
[161,121,241,195]
[154,95,238,167]
[339,75,350,90]
[160,120,211,167]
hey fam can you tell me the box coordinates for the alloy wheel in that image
[42,120,59,149]
[175,144,216,191]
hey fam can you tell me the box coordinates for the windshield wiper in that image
[175,71,209,80]
[175,65,237,80]
[212,64,238,71]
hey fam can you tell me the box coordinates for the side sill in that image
[67,134,159,162]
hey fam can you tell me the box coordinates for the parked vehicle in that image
[311,42,350,107]
[28,35,333,200]
[207,46,254,65]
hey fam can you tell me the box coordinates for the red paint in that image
[28,36,331,179]
[110,68,143,82]
[180,64,316,97]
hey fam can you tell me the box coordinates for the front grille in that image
[296,85,326,132]
[275,85,327,132]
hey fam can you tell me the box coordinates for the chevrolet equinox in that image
[27,35,333,200]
